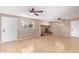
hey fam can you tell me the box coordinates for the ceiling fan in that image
[57,17,63,22]
[29,8,43,16]
[58,18,61,20]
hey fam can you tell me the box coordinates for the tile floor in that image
[0,35,79,53]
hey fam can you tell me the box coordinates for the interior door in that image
[2,16,17,42]
[71,21,79,37]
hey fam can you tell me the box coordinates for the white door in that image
[71,21,79,37]
[2,16,17,42]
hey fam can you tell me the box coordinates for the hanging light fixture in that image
[56,18,64,27]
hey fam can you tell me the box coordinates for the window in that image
[28,21,34,28]
[20,20,34,29]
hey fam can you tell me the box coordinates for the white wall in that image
[0,14,41,42]
[17,18,41,39]
[40,20,50,25]
[50,20,79,37]
[50,20,71,37]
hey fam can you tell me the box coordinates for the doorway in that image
[40,25,52,36]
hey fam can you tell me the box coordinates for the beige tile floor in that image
[0,35,79,53]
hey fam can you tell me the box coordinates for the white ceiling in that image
[0,6,79,21]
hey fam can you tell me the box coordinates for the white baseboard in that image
[18,35,41,40]
[0,35,41,44]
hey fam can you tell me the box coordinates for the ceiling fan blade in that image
[34,12,39,16]
[34,13,39,16]
[32,8,34,11]
[35,11,43,12]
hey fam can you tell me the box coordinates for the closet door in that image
[2,16,17,42]
[71,21,79,37]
